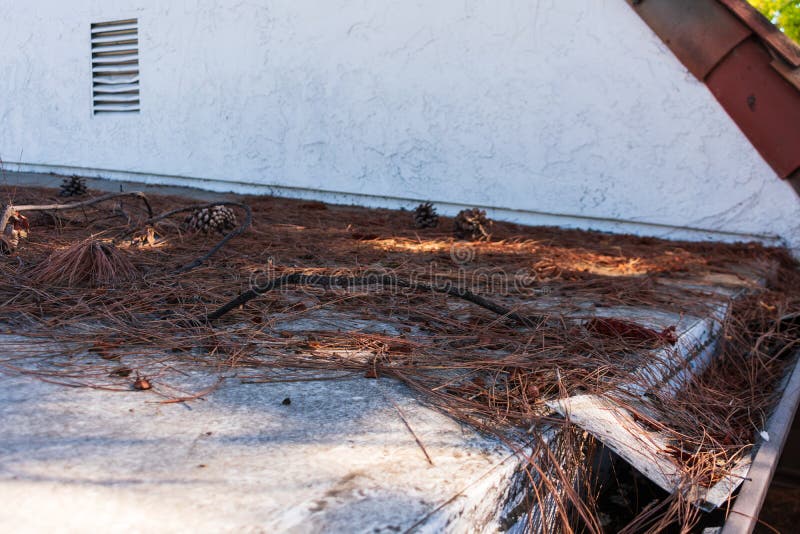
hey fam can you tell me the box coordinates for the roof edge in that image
[717,0,800,67]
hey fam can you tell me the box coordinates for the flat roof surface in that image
[1,172,798,532]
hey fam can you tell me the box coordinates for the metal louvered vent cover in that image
[91,19,139,114]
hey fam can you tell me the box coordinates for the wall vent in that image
[91,19,139,114]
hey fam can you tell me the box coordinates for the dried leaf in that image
[133,376,151,390]
[586,317,678,346]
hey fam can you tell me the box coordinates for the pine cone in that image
[183,206,237,234]
[413,202,439,229]
[58,175,88,197]
[453,208,492,241]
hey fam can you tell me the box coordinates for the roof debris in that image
[1,183,798,532]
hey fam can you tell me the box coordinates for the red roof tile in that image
[717,0,800,66]
[628,0,800,183]
[629,0,751,79]
[706,37,800,178]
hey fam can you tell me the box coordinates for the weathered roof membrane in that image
[1,174,798,532]
[548,275,760,512]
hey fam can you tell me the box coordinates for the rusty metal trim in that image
[718,0,800,67]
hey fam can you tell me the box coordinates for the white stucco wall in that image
[1,1,798,251]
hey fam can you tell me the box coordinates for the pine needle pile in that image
[1,182,799,533]
[33,238,139,287]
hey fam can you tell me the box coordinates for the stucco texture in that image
[1,0,798,251]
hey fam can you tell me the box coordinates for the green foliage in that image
[749,1,800,43]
